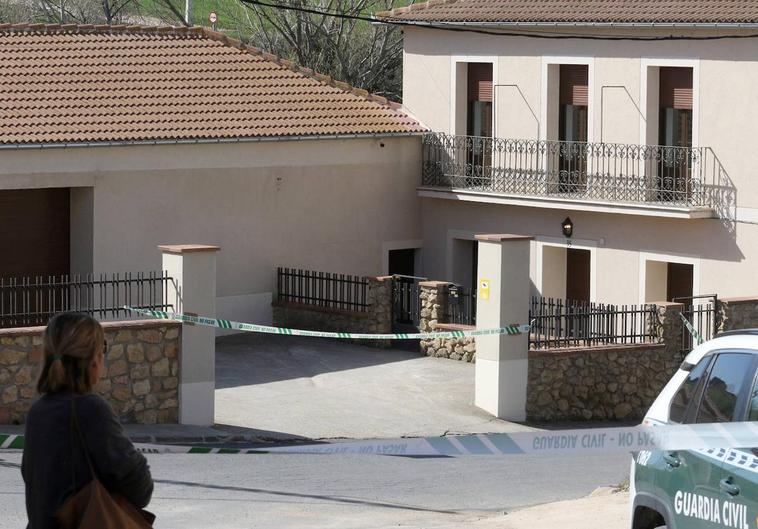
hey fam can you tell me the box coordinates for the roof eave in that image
[395,20,758,29]
[0,132,427,151]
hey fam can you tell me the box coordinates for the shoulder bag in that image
[55,397,155,529]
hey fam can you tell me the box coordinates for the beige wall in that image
[403,27,758,303]
[541,245,567,299]
[403,27,758,208]
[421,197,758,304]
[0,136,422,324]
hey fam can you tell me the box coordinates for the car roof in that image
[684,331,758,365]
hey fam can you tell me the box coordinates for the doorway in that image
[541,245,591,302]
[666,262,694,301]
[558,64,589,193]
[566,248,591,303]
[388,248,415,278]
[657,67,693,201]
[643,259,694,302]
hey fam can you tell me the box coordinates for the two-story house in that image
[381,0,754,306]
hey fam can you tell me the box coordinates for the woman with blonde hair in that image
[22,312,154,529]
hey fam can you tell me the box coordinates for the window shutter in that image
[559,65,588,106]
[660,67,693,110]
[468,63,493,102]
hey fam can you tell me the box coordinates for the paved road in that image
[0,450,630,528]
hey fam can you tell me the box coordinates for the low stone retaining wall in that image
[0,320,181,425]
[526,342,677,421]
[272,276,392,347]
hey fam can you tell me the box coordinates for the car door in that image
[643,355,716,528]
[656,353,755,529]
[718,361,758,529]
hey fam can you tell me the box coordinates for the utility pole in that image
[185,0,192,25]
[60,0,64,22]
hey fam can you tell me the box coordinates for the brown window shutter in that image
[660,67,693,110]
[559,65,589,106]
[468,63,493,102]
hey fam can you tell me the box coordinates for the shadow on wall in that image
[215,333,422,389]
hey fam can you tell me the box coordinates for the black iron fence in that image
[676,295,719,354]
[448,285,477,326]
[528,296,659,349]
[421,132,735,211]
[0,271,175,328]
[277,267,369,312]
[391,277,422,327]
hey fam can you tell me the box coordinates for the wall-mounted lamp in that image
[562,217,574,238]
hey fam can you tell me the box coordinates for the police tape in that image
[680,313,704,345]
[125,307,531,340]
[3,422,757,457]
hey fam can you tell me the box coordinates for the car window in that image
[749,374,758,421]
[696,353,753,423]
[669,358,710,423]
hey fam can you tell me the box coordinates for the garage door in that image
[0,188,70,278]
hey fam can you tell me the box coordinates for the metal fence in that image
[447,285,477,326]
[0,271,175,329]
[528,296,659,349]
[421,132,735,211]
[277,267,369,312]
[676,295,719,354]
[391,277,422,327]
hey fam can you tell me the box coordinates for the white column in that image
[160,244,219,426]
[474,234,532,421]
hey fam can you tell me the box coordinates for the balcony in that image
[420,133,735,218]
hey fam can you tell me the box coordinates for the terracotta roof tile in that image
[0,24,423,145]
[378,0,758,24]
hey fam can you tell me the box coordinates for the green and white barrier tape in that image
[680,313,704,346]
[3,422,757,458]
[126,307,530,340]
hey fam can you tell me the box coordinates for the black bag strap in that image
[69,397,97,486]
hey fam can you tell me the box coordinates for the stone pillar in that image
[474,234,533,421]
[418,281,451,332]
[159,244,219,426]
[419,281,451,355]
[365,276,393,348]
[654,302,685,360]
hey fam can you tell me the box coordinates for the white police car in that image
[630,330,758,529]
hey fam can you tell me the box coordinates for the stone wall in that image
[719,297,758,332]
[421,324,477,361]
[527,342,678,421]
[0,320,181,425]
[273,276,392,347]
[418,281,477,361]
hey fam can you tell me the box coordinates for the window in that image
[669,358,710,423]
[696,353,754,423]
[749,374,758,422]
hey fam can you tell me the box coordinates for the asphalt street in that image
[0,450,630,528]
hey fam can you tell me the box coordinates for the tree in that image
[229,0,404,100]
[0,0,140,24]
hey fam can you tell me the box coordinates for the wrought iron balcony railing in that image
[421,133,735,212]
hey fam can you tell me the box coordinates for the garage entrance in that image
[0,188,70,277]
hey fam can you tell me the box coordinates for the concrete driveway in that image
[214,334,532,440]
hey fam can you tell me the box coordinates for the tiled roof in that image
[0,24,423,145]
[377,0,758,24]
